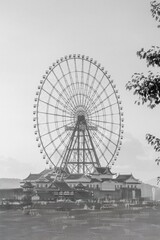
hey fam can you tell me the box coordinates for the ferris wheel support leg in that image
[86,126,101,167]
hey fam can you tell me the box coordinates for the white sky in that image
[0,0,160,181]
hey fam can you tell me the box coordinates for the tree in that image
[126,1,160,173]
[150,0,160,27]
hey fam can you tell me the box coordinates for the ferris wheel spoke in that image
[89,91,113,114]
[90,118,120,127]
[57,134,72,167]
[40,124,67,138]
[96,128,117,147]
[38,121,56,125]
[91,133,108,162]
[56,119,74,125]
[74,59,81,106]
[50,70,76,111]
[45,156,56,167]
[41,87,73,114]
[38,118,73,126]
[84,86,98,112]
[39,99,71,116]
[38,111,74,119]
[73,59,79,104]
[58,64,77,109]
[45,77,75,114]
[87,66,98,97]
[79,91,92,113]
[66,59,79,107]
[88,73,105,108]
[91,91,115,113]
[90,102,117,116]
[44,128,68,149]
[93,112,120,118]
[92,123,119,137]
[50,131,71,161]
[89,82,112,111]
[81,59,86,107]
[85,138,97,165]
[85,62,91,97]
[92,131,114,162]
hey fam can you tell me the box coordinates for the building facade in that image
[21,167,141,202]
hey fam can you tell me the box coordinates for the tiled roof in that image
[116,174,132,182]
[65,174,84,180]
[53,181,72,191]
[22,182,34,188]
[48,182,59,190]
[37,192,54,198]
[94,167,114,175]
[24,174,41,181]
[39,169,53,176]
[90,178,101,183]
[74,183,86,189]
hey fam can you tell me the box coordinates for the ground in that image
[0,207,160,240]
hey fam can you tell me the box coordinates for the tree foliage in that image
[137,46,160,67]
[146,133,160,149]
[146,134,160,167]
[126,1,160,172]
[126,71,160,108]
[151,0,160,27]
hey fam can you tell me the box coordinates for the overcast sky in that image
[0,0,160,182]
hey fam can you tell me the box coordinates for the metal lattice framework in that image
[33,54,124,174]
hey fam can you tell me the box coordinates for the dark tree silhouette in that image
[126,1,160,172]
[151,0,160,27]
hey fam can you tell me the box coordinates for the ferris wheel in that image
[33,54,124,174]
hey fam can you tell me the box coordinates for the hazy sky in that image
[0,0,160,181]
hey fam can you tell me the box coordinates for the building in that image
[0,188,24,205]
[21,169,74,202]
[115,174,141,201]
[21,167,142,202]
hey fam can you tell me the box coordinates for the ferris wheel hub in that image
[77,115,85,122]
[74,106,88,124]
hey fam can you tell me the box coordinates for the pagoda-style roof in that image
[93,167,115,175]
[90,178,101,183]
[65,174,85,180]
[49,181,72,192]
[74,183,86,190]
[23,169,56,182]
[39,169,54,176]
[116,174,140,183]
[24,173,41,181]
[22,182,34,188]
[116,174,131,181]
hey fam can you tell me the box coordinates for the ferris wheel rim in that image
[34,54,124,172]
